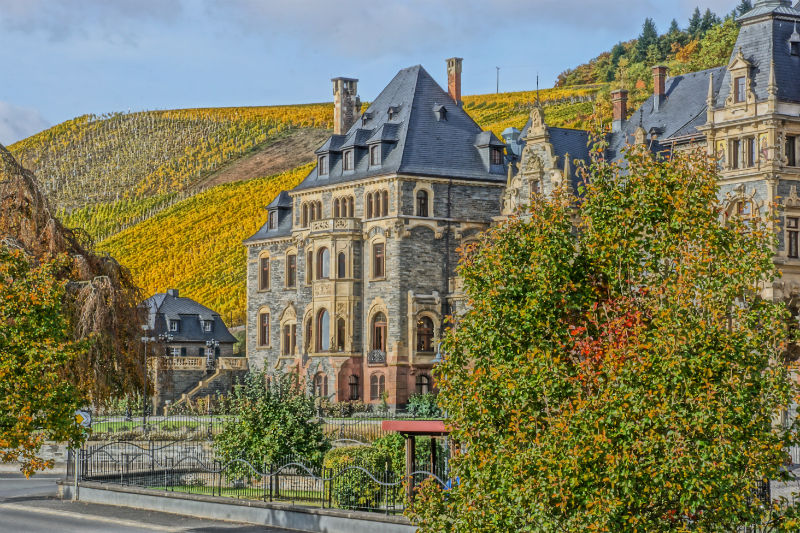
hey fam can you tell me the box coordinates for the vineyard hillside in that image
[11,84,603,323]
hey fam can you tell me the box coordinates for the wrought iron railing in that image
[367,350,387,364]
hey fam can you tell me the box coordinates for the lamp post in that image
[205,339,219,370]
[140,326,155,426]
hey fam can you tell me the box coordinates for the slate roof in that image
[607,66,726,160]
[266,190,292,209]
[294,65,506,192]
[142,291,236,343]
[518,118,592,192]
[719,5,800,106]
[739,0,800,21]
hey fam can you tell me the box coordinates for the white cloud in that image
[0,102,51,146]
[0,0,183,42]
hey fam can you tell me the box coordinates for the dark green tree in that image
[700,8,721,35]
[633,18,659,62]
[736,0,753,16]
[688,7,703,37]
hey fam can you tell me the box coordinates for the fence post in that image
[327,467,332,509]
[216,460,222,497]
[269,463,273,502]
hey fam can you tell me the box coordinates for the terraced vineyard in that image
[99,164,314,325]
[8,84,603,324]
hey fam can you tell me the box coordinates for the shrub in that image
[406,393,442,418]
[323,446,394,510]
[214,370,330,481]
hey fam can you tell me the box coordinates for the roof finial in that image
[768,59,778,98]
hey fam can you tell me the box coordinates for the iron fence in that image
[75,441,445,514]
[87,413,442,445]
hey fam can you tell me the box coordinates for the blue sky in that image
[0,0,736,145]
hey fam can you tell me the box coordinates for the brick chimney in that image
[332,77,360,135]
[653,65,668,111]
[611,89,628,133]
[446,57,463,106]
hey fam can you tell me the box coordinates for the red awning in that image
[381,420,449,436]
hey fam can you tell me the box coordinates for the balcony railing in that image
[309,218,361,233]
[368,349,387,364]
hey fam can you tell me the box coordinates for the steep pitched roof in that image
[294,65,506,191]
[719,5,800,106]
[608,66,726,160]
[143,291,237,343]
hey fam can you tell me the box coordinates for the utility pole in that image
[496,67,500,94]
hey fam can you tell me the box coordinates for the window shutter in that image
[181,347,187,356]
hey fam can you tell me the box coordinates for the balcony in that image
[309,218,361,234]
[367,349,387,364]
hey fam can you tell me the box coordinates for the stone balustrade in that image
[218,357,248,370]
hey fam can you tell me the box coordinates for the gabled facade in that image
[245,61,507,407]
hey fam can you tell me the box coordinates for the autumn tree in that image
[409,146,799,531]
[0,247,87,476]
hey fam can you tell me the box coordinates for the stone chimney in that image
[611,89,628,133]
[653,65,668,111]
[446,57,463,106]
[332,77,360,135]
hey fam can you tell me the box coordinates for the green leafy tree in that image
[409,146,799,531]
[687,18,740,72]
[0,247,86,476]
[214,370,330,477]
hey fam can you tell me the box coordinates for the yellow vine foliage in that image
[98,164,313,327]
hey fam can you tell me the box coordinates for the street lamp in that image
[205,339,219,370]
[140,325,156,424]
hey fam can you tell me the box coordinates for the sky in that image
[0,0,738,146]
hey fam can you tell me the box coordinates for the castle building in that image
[246,0,800,406]
[244,60,506,406]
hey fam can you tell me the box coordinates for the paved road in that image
[0,474,295,532]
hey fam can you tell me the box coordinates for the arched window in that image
[372,312,387,352]
[337,318,346,351]
[333,198,340,218]
[381,190,389,217]
[372,242,385,279]
[258,311,270,347]
[286,253,297,287]
[302,204,308,227]
[347,197,354,217]
[317,201,323,219]
[310,202,316,222]
[259,254,270,291]
[282,324,292,355]
[337,252,347,279]
[305,317,313,353]
[349,375,359,400]
[416,190,429,217]
[416,375,431,395]
[366,193,373,219]
[317,247,330,279]
[416,316,435,352]
[370,374,386,400]
[314,373,328,397]
[268,210,277,229]
[316,309,330,351]
[318,155,328,176]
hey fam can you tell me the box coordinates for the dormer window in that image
[203,320,213,332]
[268,211,277,230]
[388,106,400,120]
[370,145,381,167]
[433,104,447,122]
[169,320,179,332]
[793,41,800,57]
[490,147,504,166]
[318,155,329,176]
[362,112,372,126]
[343,150,354,171]
[735,77,746,103]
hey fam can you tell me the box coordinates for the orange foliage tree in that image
[0,248,86,476]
